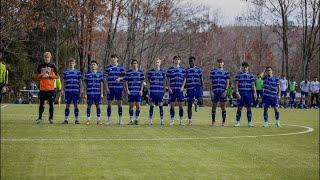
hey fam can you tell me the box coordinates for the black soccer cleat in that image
[62,120,68,124]
[35,118,42,124]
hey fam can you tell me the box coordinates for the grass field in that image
[0,104,319,179]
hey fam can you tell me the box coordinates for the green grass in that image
[1,104,319,179]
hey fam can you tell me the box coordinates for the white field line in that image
[0,105,8,109]
[0,124,314,142]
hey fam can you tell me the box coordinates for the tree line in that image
[1,0,319,91]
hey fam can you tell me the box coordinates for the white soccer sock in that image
[119,116,123,124]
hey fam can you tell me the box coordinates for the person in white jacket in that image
[300,79,310,108]
[310,76,319,108]
[279,75,288,107]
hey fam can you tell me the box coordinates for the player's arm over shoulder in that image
[49,64,59,79]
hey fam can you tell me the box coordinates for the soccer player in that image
[0,57,8,103]
[142,82,149,105]
[61,58,82,124]
[288,76,298,108]
[35,52,59,124]
[83,60,104,125]
[279,74,288,108]
[209,58,230,127]
[54,76,62,106]
[310,76,319,109]
[300,79,310,108]
[166,56,186,126]
[185,56,203,126]
[261,66,281,127]
[226,82,234,107]
[147,58,166,126]
[125,59,144,125]
[104,54,125,125]
[234,62,256,127]
[255,74,264,107]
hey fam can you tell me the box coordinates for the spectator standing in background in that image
[279,75,288,108]
[255,74,263,108]
[310,76,319,108]
[300,79,310,108]
[288,77,298,108]
[0,57,8,103]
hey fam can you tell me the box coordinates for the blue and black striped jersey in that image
[235,72,255,94]
[147,68,165,94]
[166,66,186,91]
[210,68,230,93]
[62,69,81,93]
[125,69,145,95]
[104,64,125,89]
[186,66,202,90]
[263,75,280,98]
[84,71,103,96]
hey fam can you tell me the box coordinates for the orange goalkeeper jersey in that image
[36,63,58,91]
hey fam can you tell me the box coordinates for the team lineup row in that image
[36,52,283,128]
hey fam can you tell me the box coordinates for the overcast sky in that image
[190,0,248,24]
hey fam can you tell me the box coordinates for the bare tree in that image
[245,0,297,76]
[247,0,269,71]
[103,0,124,67]
[299,0,320,79]
[54,0,60,68]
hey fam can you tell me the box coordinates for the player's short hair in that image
[189,56,196,61]
[217,58,223,63]
[68,58,76,63]
[131,59,138,64]
[44,52,52,57]
[241,62,249,67]
[314,76,318,79]
[265,66,272,70]
[173,55,181,60]
[91,60,98,65]
[111,54,119,58]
